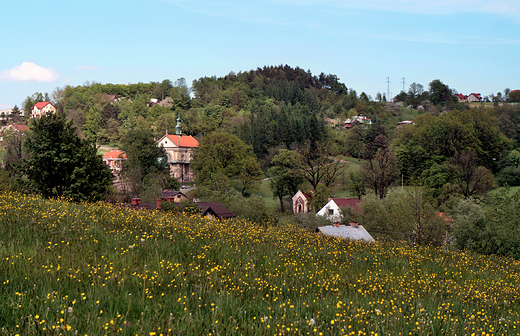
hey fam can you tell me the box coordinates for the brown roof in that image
[196,202,235,218]
[161,190,186,199]
[332,198,361,209]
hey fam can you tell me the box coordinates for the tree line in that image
[2,65,520,259]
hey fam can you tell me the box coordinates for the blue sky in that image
[1,0,519,110]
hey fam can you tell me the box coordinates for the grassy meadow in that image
[1,192,520,335]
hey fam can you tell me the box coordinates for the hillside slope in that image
[1,192,519,335]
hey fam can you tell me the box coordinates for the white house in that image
[467,93,482,102]
[316,197,361,223]
[30,102,56,119]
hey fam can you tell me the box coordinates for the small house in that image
[316,197,361,223]
[102,149,127,173]
[30,102,56,119]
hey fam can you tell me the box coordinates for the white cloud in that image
[76,65,99,70]
[0,62,59,82]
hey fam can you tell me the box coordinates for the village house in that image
[0,108,25,121]
[156,116,198,182]
[344,115,372,129]
[161,190,188,203]
[466,93,482,102]
[30,102,56,119]
[292,190,313,214]
[397,120,413,128]
[316,197,362,223]
[455,93,467,103]
[0,124,29,141]
[102,149,127,173]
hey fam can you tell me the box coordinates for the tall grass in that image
[1,192,519,335]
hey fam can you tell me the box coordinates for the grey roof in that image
[315,225,375,242]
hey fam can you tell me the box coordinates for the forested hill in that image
[21,65,375,160]
[18,65,518,166]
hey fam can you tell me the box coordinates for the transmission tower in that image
[401,77,406,92]
[386,77,391,101]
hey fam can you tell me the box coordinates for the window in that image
[328,209,334,215]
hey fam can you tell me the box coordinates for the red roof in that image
[332,198,361,209]
[456,94,466,99]
[12,124,29,131]
[31,101,54,109]
[163,134,199,148]
[102,149,127,160]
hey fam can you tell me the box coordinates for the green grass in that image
[258,179,278,211]
[1,192,520,335]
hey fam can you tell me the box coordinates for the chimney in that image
[131,198,141,206]
[157,199,162,210]
[333,222,340,227]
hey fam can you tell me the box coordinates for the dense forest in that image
[3,65,520,257]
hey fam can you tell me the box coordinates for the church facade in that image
[157,117,199,182]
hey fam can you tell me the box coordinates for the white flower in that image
[375,309,381,314]
[67,307,73,313]
[309,318,315,325]
[263,316,268,322]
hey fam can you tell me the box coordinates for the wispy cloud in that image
[165,0,520,22]
[0,62,60,82]
[76,65,99,70]
[267,0,520,17]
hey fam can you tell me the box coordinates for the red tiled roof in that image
[332,198,361,209]
[102,149,127,160]
[12,124,29,131]
[32,101,54,109]
[164,134,199,148]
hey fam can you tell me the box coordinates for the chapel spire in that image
[175,115,182,136]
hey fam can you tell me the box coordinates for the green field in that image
[1,192,519,335]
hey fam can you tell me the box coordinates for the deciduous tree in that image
[444,151,495,197]
[269,149,303,212]
[361,135,400,198]
[297,141,347,190]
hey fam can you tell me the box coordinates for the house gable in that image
[316,197,361,222]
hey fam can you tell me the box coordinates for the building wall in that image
[164,147,195,182]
